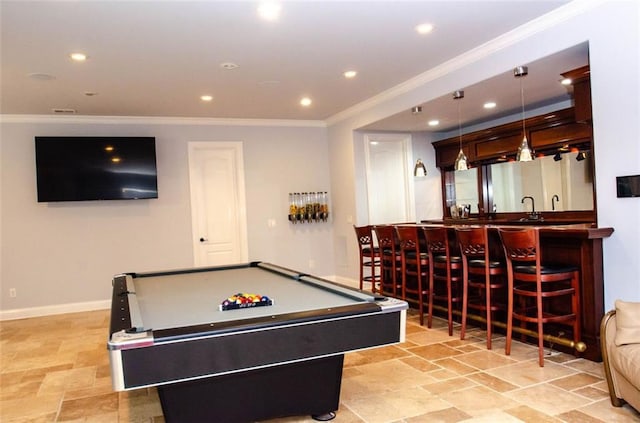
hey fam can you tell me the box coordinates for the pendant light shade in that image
[453,90,468,171]
[413,158,427,177]
[514,66,534,162]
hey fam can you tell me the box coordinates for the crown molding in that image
[325,0,605,127]
[0,114,327,128]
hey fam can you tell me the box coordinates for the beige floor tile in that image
[57,392,118,421]
[466,372,519,393]
[438,385,520,417]
[432,357,477,376]
[449,349,518,371]
[488,338,543,362]
[555,409,608,423]
[409,343,464,361]
[573,386,611,401]
[575,398,640,422]
[345,386,451,423]
[503,405,562,422]
[405,406,472,422]
[342,359,437,401]
[343,345,410,367]
[400,355,441,372]
[407,329,460,346]
[504,383,592,415]
[563,358,605,378]
[0,392,63,421]
[485,360,577,387]
[460,410,525,422]
[2,309,636,423]
[421,376,477,395]
[549,372,602,390]
[38,366,97,395]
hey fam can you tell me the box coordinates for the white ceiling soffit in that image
[1,0,589,131]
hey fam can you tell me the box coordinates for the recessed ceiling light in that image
[561,78,572,85]
[258,2,281,21]
[484,101,497,109]
[70,53,87,62]
[343,70,357,79]
[27,72,56,81]
[428,120,439,126]
[415,23,434,35]
[300,97,312,107]
[220,62,239,70]
[200,95,213,102]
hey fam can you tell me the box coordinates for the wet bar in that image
[396,222,613,362]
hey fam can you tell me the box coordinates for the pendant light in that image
[413,158,427,177]
[453,90,468,171]
[514,66,534,162]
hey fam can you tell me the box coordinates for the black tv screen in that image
[35,136,158,202]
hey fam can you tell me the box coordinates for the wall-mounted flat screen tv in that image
[35,136,158,202]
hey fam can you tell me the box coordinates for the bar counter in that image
[408,222,614,361]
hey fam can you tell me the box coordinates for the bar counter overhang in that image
[404,221,614,362]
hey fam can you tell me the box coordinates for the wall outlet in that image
[9,288,16,298]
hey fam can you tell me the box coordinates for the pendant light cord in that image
[520,77,526,136]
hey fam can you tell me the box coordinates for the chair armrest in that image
[600,309,626,407]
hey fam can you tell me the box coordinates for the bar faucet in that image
[521,196,541,220]
[521,196,535,213]
[552,194,560,211]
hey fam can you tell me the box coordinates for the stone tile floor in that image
[1,309,638,422]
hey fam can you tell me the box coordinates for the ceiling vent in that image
[51,108,77,114]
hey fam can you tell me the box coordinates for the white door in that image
[364,134,415,224]
[188,142,248,267]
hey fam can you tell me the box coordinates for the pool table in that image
[108,262,407,422]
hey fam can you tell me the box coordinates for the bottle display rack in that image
[288,192,329,223]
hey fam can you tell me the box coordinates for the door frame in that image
[187,141,249,266]
[363,133,416,224]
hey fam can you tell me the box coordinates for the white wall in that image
[0,117,333,317]
[327,0,640,308]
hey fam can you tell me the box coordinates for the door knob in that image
[199,237,207,242]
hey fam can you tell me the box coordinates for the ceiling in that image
[1,1,585,132]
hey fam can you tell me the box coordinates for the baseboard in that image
[0,300,110,321]
[324,275,360,289]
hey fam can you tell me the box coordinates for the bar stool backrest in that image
[373,225,399,253]
[396,226,420,252]
[456,227,488,260]
[498,228,540,267]
[423,226,449,256]
[354,225,375,251]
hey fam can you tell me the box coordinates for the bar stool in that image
[353,225,382,293]
[455,226,506,349]
[498,228,581,367]
[423,226,463,336]
[395,225,430,325]
[373,225,402,298]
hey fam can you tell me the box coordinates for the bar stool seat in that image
[456,226,506,349]
[423,226,463,336]
[498,227,581,367]
[396,226,430,325]
[373,225,402,298]
[353,225,382,293]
